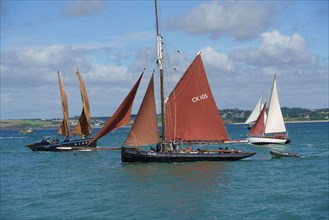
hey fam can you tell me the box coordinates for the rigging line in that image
[110,2,140,50]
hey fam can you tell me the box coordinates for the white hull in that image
[247,137,288,145]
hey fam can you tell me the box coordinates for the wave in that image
[0,136,28,140]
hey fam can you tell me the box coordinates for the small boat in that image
[247,75,290,145]
[270,149,299,158]
[19,128,34,134]
[26,69,96,151]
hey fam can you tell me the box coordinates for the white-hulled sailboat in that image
[247,75,290,145]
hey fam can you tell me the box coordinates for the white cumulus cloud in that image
[231,30,319,67]
[166,1,274,40]
[62,0,106,17]
[202,46,237,73]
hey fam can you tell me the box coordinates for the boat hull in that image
[247,137,289,145]
[270,149,299,158]
[26,138,96,152]
[121,147,256,163]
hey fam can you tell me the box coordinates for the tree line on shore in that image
[1,107,328,130]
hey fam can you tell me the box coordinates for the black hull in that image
[121,147,256,163]
[250,140,291,145]
[26,138,96,152]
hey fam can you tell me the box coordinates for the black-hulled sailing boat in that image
[86,0,256,162]
[26,69,96,151]
[121,53,255,162]
[119,0,255,162]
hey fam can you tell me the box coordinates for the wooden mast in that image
[155,0,165,151]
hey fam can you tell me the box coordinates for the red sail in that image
[88,72,144,146]
[57,71,70,137]
[249,103,266,136]
[125,73,160,146]
[72,68,92,137]
[165,54,230,142]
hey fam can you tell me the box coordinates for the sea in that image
[1,122,328,220]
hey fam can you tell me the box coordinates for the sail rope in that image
[110,2,140,51]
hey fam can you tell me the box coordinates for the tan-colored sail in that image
[57,71,70,137]
[165,54,230,142]
[72,68,92,137]
[125,73,160,146]
[88,72,144,146]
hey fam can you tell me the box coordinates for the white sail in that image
[245,96,264,124]
[265,75,286,134]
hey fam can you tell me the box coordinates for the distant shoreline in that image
[228,120,329,125]
[285,120,329,124]
[0,119,328,131]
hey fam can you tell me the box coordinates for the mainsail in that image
[88,72,144,146]
[57,71,70,137]
[72,68,92,137]
[124,73,160,146]
[264,75,286,134]
[249,103,266,136]
[165,53,230,142]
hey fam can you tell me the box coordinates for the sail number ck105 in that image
[192,93,208,103]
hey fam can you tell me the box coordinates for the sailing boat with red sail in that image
[26,69,96,151]
[120,0,255,162]
[247,75,290,145]
[121,53,255,162]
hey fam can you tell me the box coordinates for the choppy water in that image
[1,122,328,219]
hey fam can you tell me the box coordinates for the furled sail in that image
[57,71,70,137]
[124,73,160,146]
[72,68,92,137]
[249,103,266,136]
[165,53,230,142]
[88,72,144,146]
[265,75,286,134]
[245,96,264,124]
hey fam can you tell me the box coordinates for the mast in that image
[155,0,165,150]
[57,71,70,137]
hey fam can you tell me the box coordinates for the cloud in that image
[166,1,274,40]
[202,46,237,73]
[62,0,106,17]
[185,30,327,110]
[0,1,6,16]
[231,30,319,68]
[0,44,133,119]
[1,45,91,87]
[1,29,327,119]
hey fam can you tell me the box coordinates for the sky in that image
[1,0,328,119]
